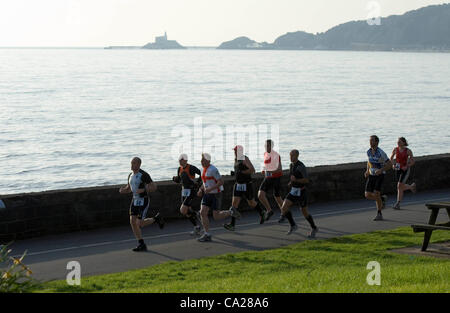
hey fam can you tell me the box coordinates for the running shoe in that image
[278,215,286,223]
[265,210,274,221]
[393,202,401,210]
[259,211,266,225]
[190,225,202,236]
[197,233,212,242]
[132,243,147,252]
[373,212,383,221]
[287,224,298,235]
[223,223,235,232]
[308,227,319,239]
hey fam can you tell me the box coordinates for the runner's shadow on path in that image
[143,249,184,261]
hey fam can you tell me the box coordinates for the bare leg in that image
[275,196,283,210]
[213,210,232,220]
[258,190,272,212]
[140,217,155,228]
[365,191,382,211]
[280,198,293,215]
[397,183,404,202]
[200,205,210,233]
[232,197,241,208]
[130,216,143,240]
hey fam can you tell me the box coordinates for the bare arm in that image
[407,149,415,167]
[242,156,256,175]
[390,148,396,163]
[205,178,224,193]
[146,182,157,193]
[119,184,131,194]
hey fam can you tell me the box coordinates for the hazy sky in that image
[0,0,448,47]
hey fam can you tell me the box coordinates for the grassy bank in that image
[38,227,450,293]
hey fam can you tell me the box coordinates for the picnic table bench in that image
[411,202,450,251]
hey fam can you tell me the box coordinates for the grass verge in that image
[37,227,450,293]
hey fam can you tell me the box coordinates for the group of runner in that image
[120,136,416,252]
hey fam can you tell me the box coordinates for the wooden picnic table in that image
[411,202,450,251]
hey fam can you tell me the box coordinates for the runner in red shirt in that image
[390,137,416,210]
[258,139,283,221]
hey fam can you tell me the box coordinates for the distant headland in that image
[105,32,186,50]
[218,4,450,51]
[104,4,450,52]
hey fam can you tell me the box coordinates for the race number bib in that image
[290,187,301,197]
[133,198,144,206]
[236,184,247,192]
[182,189,191,197]
[265,171,272,178]
[369,168,378,175]
[394,163,401,170]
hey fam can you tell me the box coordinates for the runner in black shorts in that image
[197,153,241,242]
[258,139,283,221]
[390,137,416,210]
[223,145,266,231]
[280,150,318,238]
[119,157,165,252]
[364,136,393,221]
[172,153,202,236]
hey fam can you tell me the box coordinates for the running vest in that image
[395,147,409,169]
[234,157,252,184]
[201,164,224,194]
[178,164,197,189]
[263,151,282,178]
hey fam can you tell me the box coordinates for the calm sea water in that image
[1,49,449,195]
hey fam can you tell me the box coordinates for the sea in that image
[1,48,449,195]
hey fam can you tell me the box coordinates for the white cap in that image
[202,153,211,161]
[178,153,188,161]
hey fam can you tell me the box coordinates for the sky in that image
[0,0,448,47]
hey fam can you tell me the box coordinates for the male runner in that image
[364,135,392,221]
[224,145,266,232]
[280,150,318,237]
[197,153,240,242]
[390,137,417,210]
[119,157,165,252]
[258,139,283,221]
[172,153,202,235]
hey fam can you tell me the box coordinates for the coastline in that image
[1,153,449,242]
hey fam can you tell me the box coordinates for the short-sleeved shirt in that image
[367,148,389,176]
[201,164,224,194]
[290,160,308,189]
[128,169,153,199]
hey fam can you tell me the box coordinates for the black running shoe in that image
[308,227,319,239]
[287,224,298,235]
[265,210,274,221]
[154,213,165,229]
[259,212,265,225]
[132,243,147,252]
[373,212,383,221]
